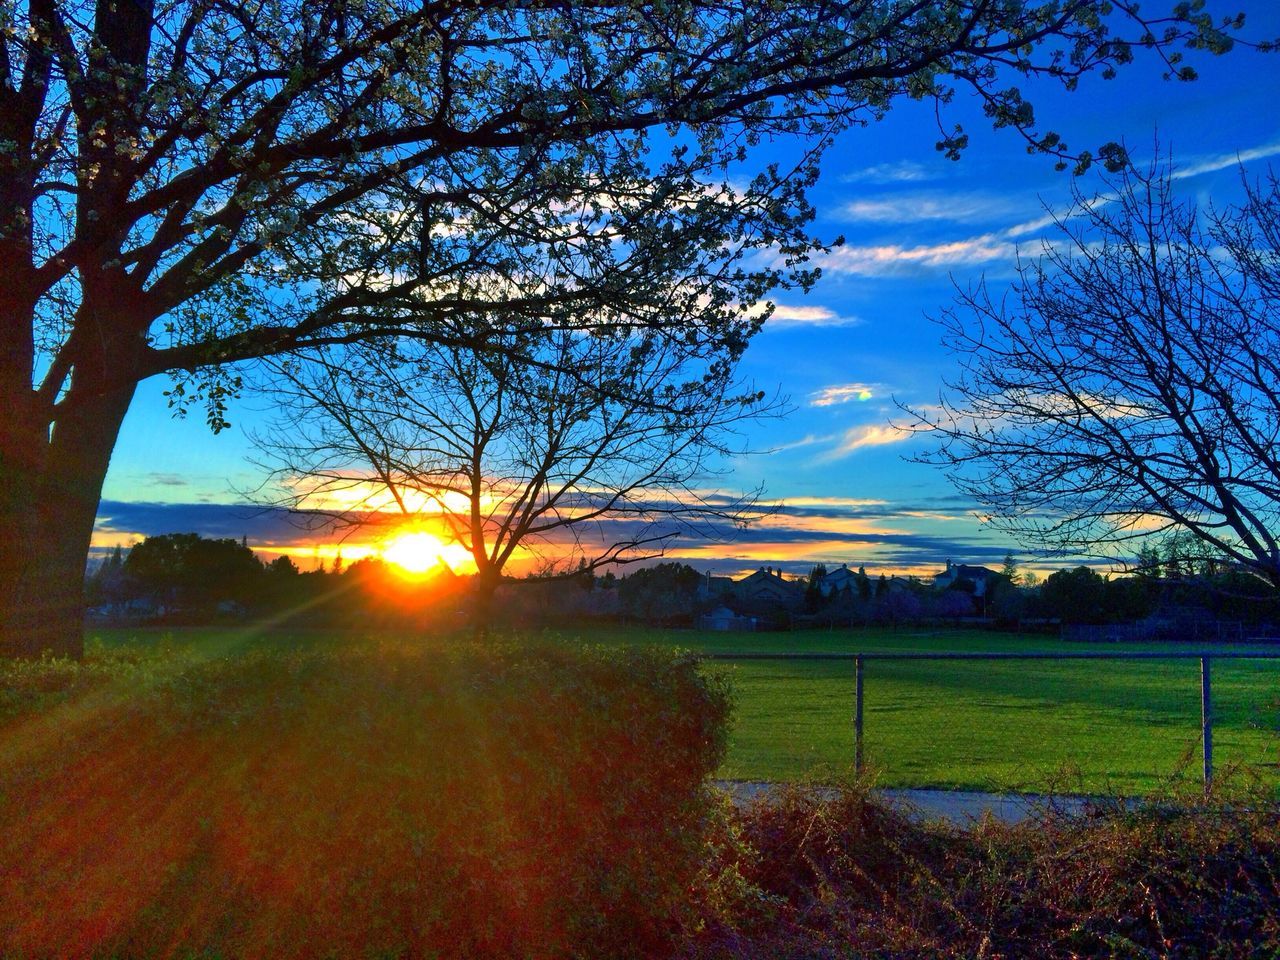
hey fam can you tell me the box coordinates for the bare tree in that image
[255,324,775,627]
[914,160,1280,587]
[0,1,1247,656]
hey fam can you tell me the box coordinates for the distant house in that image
[697,572,737,602]
[698,606,757,632]
[817,564,858,597]
[733,567,805,609]
[885,575,921,594]
[933,559,999,597]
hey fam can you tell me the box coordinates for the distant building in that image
[933,559,999,597]
[697,571,736,602]
[698,606,757,632]
[733,566,805,609]
[885,575,920,594]
[817,564,857,597]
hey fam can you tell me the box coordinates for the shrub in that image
[0,639,730,959]
[683,779,1280,958]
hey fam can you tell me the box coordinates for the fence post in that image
[1201,655,1213,793]
[854,655,865,775]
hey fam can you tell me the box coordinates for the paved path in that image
[715,780,1114,825]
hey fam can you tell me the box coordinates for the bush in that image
[684,780,1280,958]
[0,639,730,959]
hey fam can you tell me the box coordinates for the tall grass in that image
[686,777,1280,958]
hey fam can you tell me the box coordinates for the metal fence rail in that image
[704,650,1280,790]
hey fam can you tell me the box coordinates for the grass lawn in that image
[90,624,1280,794]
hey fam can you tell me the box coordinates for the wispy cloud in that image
[820,423,915,460]
[840,160,934,184]
[809,383,883,407]
[812,235,1018,278]
[1172,139,1280,180]
[766,432,841,454]
[755,302,862,328]
[142,472,189,487]
[840,191,1020,225]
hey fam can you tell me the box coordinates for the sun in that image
[382,530,451,576]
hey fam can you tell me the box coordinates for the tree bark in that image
[1,380,136,659]
[0,401,44,656]
[470,568,501,641]
[1,269,144,659]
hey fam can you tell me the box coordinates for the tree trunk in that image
[471,568,501,641]
[1,382,136,659]
[0,402,43,656]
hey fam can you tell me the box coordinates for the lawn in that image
[90,624,1280,794]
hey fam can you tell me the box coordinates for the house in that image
[885,575,922,594]
[698,606,757,632]
[697,571,737,602]
[817,564,858,597]
[933,559,999,597]
[732,567,806,609]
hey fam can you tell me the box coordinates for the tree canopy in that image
[0,0,1250,656]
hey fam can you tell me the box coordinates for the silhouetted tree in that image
[1038,566,1110,624]
[0,0,1242,656]
[85,545,127,608]
[617,563,704,625]
[916,161,1280,590]
[876,589,923,628]
[1000,553,1022,586]
[856,566,872,602]
[936,590,975,621]
[256,327,772,630]
[1135,544,1164,579]
[804,564,829,613]
[123,533,262,613]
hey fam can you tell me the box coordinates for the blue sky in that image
[96,4,1280,579]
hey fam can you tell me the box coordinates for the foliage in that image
[685,780,1280,958]
[0,0,1252,658]
[122,532,263,610]
[916,160,1280,588]
[617,562,708,624]
[0,639,730,959]
[1037,565,1110,624]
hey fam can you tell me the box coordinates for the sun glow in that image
[381,529,475,577]
[383,531,451,575]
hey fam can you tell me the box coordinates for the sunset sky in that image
[95,4,1280,581]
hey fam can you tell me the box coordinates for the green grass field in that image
[89,624,1280,794]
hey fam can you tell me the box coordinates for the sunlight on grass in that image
[0,637,728,958]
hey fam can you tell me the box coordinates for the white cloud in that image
[763,303,862,328]
[840,191,1020,225]
[840,160,934,184]
[1172,139,1280,180]
[767,432,840,453]
[812,235,1018,278]
[819,423,914,460]
[809,383,883,407]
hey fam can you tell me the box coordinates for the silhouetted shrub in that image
[0,640,730,959]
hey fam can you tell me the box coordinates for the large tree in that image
[0,1,1244,656]
[916,161,1280,587]
[254,324,773,628]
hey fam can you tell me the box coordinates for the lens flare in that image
[382,531,450,575]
